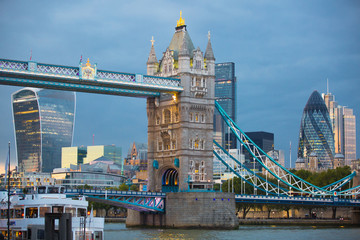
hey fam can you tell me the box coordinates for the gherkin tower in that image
[297,90,335,169]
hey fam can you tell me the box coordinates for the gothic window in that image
[164,138,170,150]
[189,160,195,181]
[156,115,160,125]
[164,64,167,73]
[195,113,199,122]
[195,60,201,69]
[190,112,194,122]
[200,161,205,181]
[174,112,179,122]
[196,78,201,87]
[200,140,204,150]
[191,77,196,87]
[202,78,206,87]
[172,140,176,150]
[189,139,193,149]
[201,114,205,123]
[158,141,163,151]
[194,138,200,149]
[163,109,171,124]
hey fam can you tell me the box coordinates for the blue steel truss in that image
[214,100,357,196]
[0,58,183,97]
[65,189,165,212]
[235,194,360,207]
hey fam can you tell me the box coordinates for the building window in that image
[194,139,200,149]
[158,141,163,151]
[195,113,199,122]
[201,114,205,123]
[164,109,171,124]
[172,140,176,150]
[189,139,193,149]
[190,112,194,122]
[156,115,160,125]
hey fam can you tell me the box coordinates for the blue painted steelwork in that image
[0,58,183,97]
[213,140,288,196]
[235,194,360,207]
[215,100,357,196]
[65,189,165,212]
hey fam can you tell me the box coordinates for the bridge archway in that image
[161,168,179,192]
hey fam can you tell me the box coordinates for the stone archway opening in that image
[161,168,179,192]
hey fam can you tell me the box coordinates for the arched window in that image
[164,109,171,124]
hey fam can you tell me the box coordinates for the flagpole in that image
[7,141,10,240]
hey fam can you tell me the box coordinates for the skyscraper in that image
[214,62,237,149]
[298,90,335,169]
[322,91,356,166]
[12,88,75,173]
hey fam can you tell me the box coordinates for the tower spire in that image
[327,78,329,94]
[176,10,185,27]
[147,36,158,64]
[204,30,215,60]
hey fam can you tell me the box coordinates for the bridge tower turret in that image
[146,12,215,192]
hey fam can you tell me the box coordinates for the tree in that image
[130,184,139,191]
[118,183,129,191]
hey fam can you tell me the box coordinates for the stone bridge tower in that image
[146,13,215,192]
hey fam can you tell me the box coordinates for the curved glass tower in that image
[297,90,335,169]
[12,88,75,173]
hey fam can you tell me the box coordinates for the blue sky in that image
[0,0,359,171]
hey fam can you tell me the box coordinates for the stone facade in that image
[126,192,238,229]
[146,15,215,192]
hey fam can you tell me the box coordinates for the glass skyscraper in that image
[214,62,237,149]
[12,88,75,173]
[323,91,356,166]
[298,90,335,169]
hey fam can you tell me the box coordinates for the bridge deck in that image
[0,59,183,97]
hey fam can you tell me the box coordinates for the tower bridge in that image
[2,13,360,228]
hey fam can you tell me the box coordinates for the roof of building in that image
[296,158,305,163]
[334,153,345,159]
[304,90,328,112]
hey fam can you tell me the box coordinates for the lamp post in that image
[7,141,11,240]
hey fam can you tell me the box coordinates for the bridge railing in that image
[64,188,166,197]
[0,58,181,89]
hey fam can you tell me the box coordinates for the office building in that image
[12,88,75,173]
[214,62,237,149]
[322,91,356,166]
[298,90,335,169]
[61,145,122,169]
[244,131,274,171]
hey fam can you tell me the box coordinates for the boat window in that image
[52,206,63,213]
[65,207,76,217]
[59,187,65,194]
[48,187,59,193]
[38,186,46,194]
[27,228,32,240]
[37,229,45,240]
[77,208,86,217]
[39,207,51,217]
[0,209,7,219]
[14,208,24,218]
[26,207,38,218]
[95,231,103,240]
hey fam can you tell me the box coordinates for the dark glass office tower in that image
[214,62,237,149]
[298,90,335,169]
[244,131,274,172]
[12,88,75,173]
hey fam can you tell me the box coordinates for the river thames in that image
[104,223,360,240]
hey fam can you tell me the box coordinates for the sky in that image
[0,0,359,172]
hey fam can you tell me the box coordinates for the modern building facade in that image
[61,145,122,169]
[322,91,356,166]
[12,88,75,173]
[298,90,335,169]
[244,131,274,172]
[214,62,237,149]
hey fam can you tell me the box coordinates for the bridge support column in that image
[351,207,360,225]
[126,192,237,229]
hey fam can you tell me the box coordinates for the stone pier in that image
[126,192,238,229]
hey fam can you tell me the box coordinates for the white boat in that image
[0,186,104,240]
